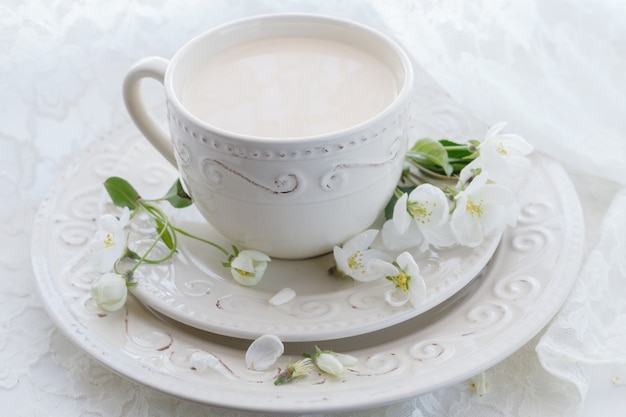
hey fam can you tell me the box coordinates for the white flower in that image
[245,334,284,371]
[406,184,456,250]
[368,251,427,308]
[382,185,457,252]
[230,250,271,286]
[312,347,357,376]
[477,122,534,186]
[90,272,128,312]
[450,169,517,247]
[87,208,130,273]
[381,193,424,251]
[333,230,390,282]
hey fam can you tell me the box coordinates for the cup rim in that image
[164,13,414,145]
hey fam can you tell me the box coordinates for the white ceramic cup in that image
[123,14,413,259]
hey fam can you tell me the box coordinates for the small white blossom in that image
[382,185,456,252]
[368,252,427,308]
[315,352,345,375]
[477,122,534,186]
[450,169,517,247]
[333,230,390,282]
[311,347,357,376]
[406,184,456,250]
[230,250,271,286]
[245,334,284,371]
[86,208,130,273]
[381,194,424,251]
[90,272,128,312]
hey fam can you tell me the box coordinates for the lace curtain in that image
[2,0,625,416]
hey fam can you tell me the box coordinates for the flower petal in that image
[191,351,220,372]
[381,219,423,251]
[245,334,284,371]
[419,221,457,250]
[395,252,420,277]
[408,275,427,308]
[366,259,399,280]
[392,193,411,233]
[333,352,358,367]
[384,287,410,307]
[268,288,296,306]
[450,196,484,247]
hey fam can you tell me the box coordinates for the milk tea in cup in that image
[182,36,399,138]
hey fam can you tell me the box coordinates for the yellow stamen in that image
[235,268,254,277]
[409,202,433,224]
[348,250,364,271]
[390,272,410,292]
[103,233,115,248]
[466,199,484,218]
[496,142,508,155]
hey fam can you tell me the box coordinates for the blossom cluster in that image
[238,334,357,385]
[332,123,533,308]
[86,177,271,312]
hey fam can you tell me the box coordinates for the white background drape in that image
[2,1,625,416]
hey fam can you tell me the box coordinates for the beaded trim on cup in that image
[166,102,412,161]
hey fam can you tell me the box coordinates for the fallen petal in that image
[191,351,220,372]
[245,334,284,371]
[268,288,296,306]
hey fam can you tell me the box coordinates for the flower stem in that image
[128,208,174,275]
[171,226,231,258]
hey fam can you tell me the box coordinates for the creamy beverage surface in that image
[182,36,398,138]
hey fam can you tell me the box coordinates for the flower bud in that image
[315,352,345,376]
[90,273,128,312]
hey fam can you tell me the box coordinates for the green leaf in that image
[104,177,141,209]
[410,138,454,176]
[439,139,474,160]
[154,217,175,250]
[162,179,193,208]
[384,194,398,220]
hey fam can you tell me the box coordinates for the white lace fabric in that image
[2,0,625,416]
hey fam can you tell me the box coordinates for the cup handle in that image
[123,57,176,167]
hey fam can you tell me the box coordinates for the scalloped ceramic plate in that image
[108,137,501,342]
[32,121,584,414]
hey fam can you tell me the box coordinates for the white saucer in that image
[109,136,501,341]
[32,121,584,414]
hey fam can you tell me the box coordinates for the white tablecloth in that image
[2,1,625,416]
